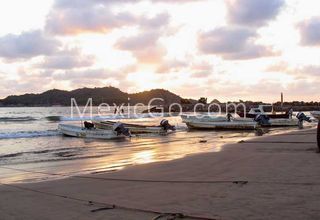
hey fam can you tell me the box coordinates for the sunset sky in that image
[0,0,319,102]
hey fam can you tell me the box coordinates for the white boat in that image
[182,114,299,128]
[238,105,290,119]
[264,118,299,127]
[311,111,320,120]
[182,113,261,123]
[58,124,126,139]
[181,114,228,123]
[185,120,258,130]
[93,120,175,134]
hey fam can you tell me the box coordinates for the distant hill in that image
[0,87,182,107]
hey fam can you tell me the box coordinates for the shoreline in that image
[0,128,319,219]
[1,126,313,185]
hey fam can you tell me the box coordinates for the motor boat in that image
[311,111,320,120]
[238,105,290,119]
[93,119,176,134]
[181,114,258,130]
[59,121,131,139]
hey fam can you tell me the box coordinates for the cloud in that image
[46,6,137,35]
[53,68,123,81]
[298,17,320,46]
[115,30,167,64]
[190,62,213,78]
[140,12,170,30]
[52,64,136,81]
[266,62,320,79]
[226,0,285,27]
[36,48,95,70]
[46,0,170,35]
[156,59,188,73]
[151,0,206,3]
[0,30,60,60]
[198,27,277,60]
[53,0,204,9]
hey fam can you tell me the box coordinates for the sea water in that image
[0,107,315,183]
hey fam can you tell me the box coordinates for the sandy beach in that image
[0,128,319,220]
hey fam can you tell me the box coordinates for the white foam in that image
[0,130,59,139]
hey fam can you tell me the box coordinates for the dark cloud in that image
[36,48,95,70]
[298,17,320,46]
[198,27,277,60]
[226,0,284,27]
[0,30,60,60]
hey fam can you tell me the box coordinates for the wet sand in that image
[0,128,319,220]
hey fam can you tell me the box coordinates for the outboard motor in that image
[296,112,311,129]
[113,122,131,137]
[296,112,311,122]
[160,119,176,131]
[84,121,94,129]
[226,113,233,122]
[254,114,270,126]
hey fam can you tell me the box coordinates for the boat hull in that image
[185,121,258,130]
[58,124,125,139]
[265,119,299,127]
[311,111,320,120]
[93,120,166,134]
[181,114,227,123]
[238,112,290,119]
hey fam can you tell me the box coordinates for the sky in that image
[0,0,319,102]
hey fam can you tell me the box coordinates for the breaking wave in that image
[50,113,174,122]
[0,130,60,139]
[45,116,63,122]
[0,116,37,122]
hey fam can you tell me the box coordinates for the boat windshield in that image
[261,105,273,113]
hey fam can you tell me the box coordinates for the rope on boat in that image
[0,182,217,220]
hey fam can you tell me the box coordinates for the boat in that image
[238,105,290,119]
[181,114,249,123]
[184,120,259,130]
[254,112,311,127]
[92,119,176,134]
[182,113,301,129]
[263,118,299,127]
[58,123,129,139]
[311,111,320,120]
[182,114,258,130]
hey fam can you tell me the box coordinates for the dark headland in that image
[0,86,319,112]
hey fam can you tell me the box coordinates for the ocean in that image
[0,107,315,184]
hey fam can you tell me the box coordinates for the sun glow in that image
[0,0,320,101]
[132,150,155,164]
